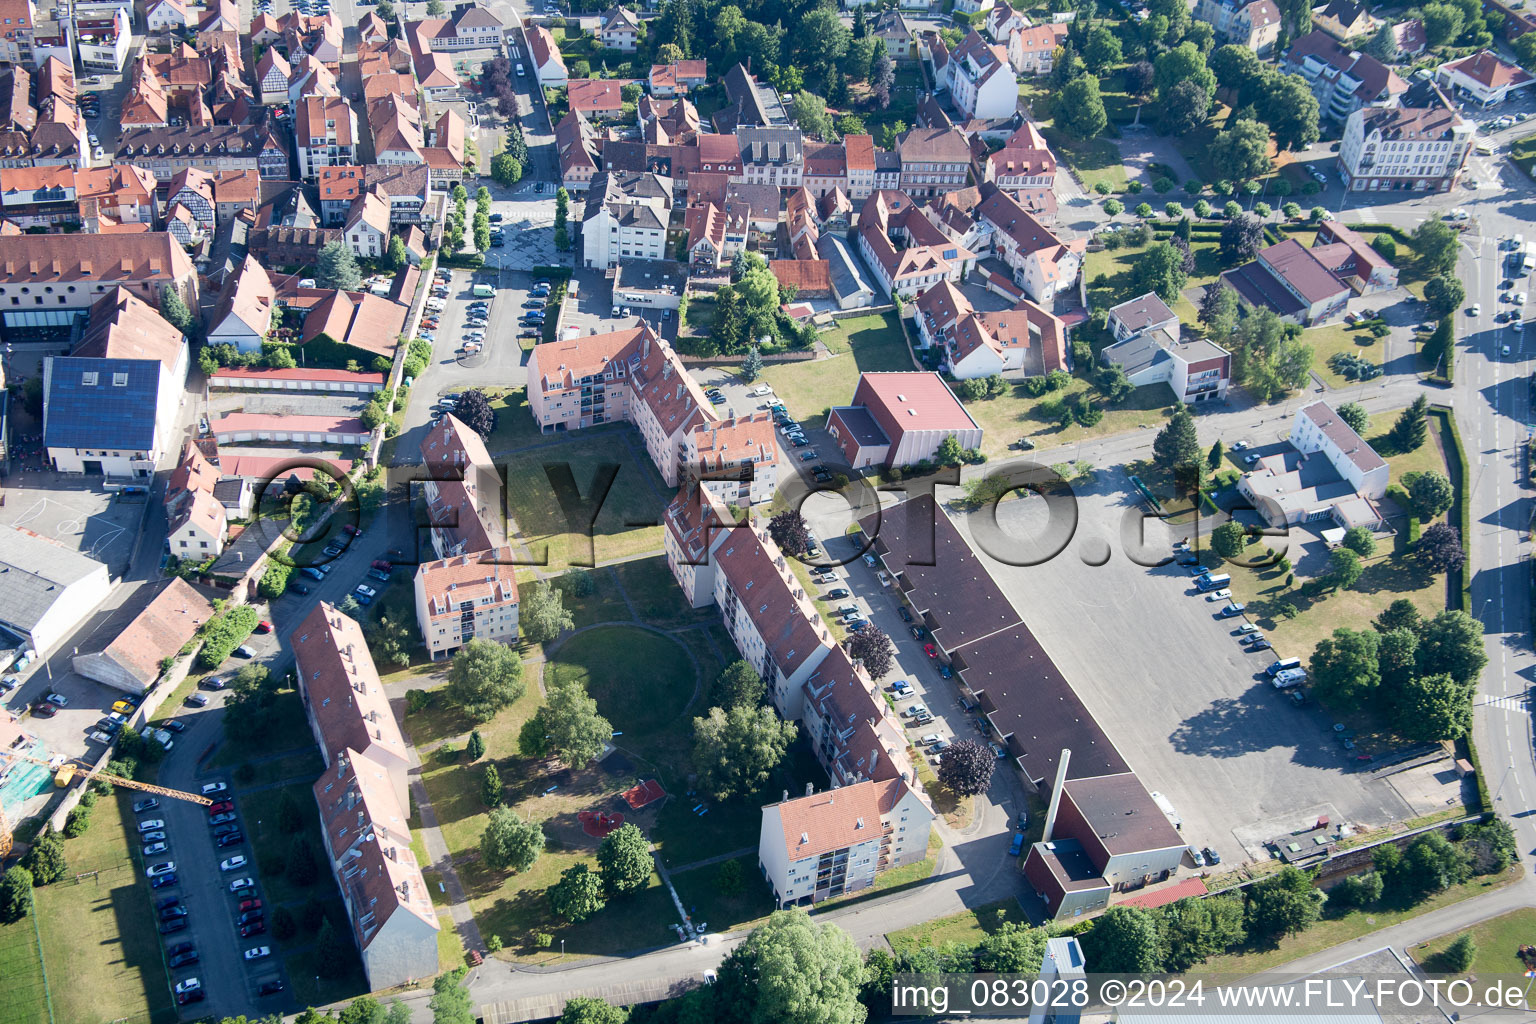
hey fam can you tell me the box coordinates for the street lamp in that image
[1496,763,1518,802]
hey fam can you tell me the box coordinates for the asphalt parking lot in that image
[948,468,1415,864]
[0,475,146,573]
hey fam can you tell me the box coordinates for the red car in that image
[342,524,361,536]
[371,560,392,572]
[239,898,263,912]
[924,644,938,659]
[240,921,266,938]
[207,800,235,816]
[255,620,274,634]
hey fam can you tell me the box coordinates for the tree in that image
[1083,25,1122,73]
[287,836,319,886]
[1336,401,1369,433]
[1340,525,1376,558]
[1155,42,1216,105]
[1260,73,1321,151]
[1210,520,1247,560]
[1411,220,1460,277]
[693,704,796,801]
[870,52,895,108]
[481,806,544,872]
[1228,307,1313,400]
[491,151,523,186]
[1416,609,1487,683]
[1407,469,1452,520]
[1219,213,1266,265]
[710,660,764,709]
[1211,44,1268,104]
[520,581,575,644]
[1095,363,1135,402]
[1152,405,1201,478]
[1441,933,1477,973]
[1057,74,1108,139]
[1375,598,1423,634]
[597,823,653,896]
[558,997,628,1024]
[0,866,31,923]
[1245,866,1325,940]
[1422,1,1465,46]
[1365,20,1399,61]
[543,675,612,767]
[1390,671,1472,741]
[340,996,386,1024]
[937,738,995,796]
[1329,870,1384,909]
[1328,547,1364,590]
[453,387,497,439]
[740,346,764,382]
[316,240,362,291]
[768,509,811,556]
[935,436,965,467]
[22,827,65,885]
[1130,241,1189,303]
[159,283,192,334]
[466,730,486,761]
[277,791,305,834]
[1084,905,1163,972]
[1159,894,1247,971]
[385,234,407,272]
[481,763,503,807]
[1399,832,1471,897]
[426,0,445,13]
[789,91,833,140]
[719,910,866,1024]
[847,626,896,678]
[1519,30,1536,72]
[1394,396,1425,451]
[550,863,605,923]
[1310,627,1380,709]
[446,638,526,723]
[1426,317,1455,371]
[1418,522,1465,574]
[554,187,571,251]
[430,968,476,1024]
[272,905,298,940]
[1458,817,1518,874]
[1199,281,1240,339]
[1209,120,1272,182]
[1424,275,1466,318]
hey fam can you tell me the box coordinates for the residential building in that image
[145,0,189,34]
[1391,19,1427,58]
[1222,224,1399,323]
[661,483,734,609]
[296,95,359,179]
[912,279,1067,379]
[0,0,36,65]
[1022,772,1188,919]
[0,233,199,332]
[568,78,627,120]
[648,59,706,97]
[871,9,915,60]
[857,189,975,298]
[1238,401,1389,529]
[737,126,804,188]
[1102,292,1231,404]
[316,164,433,227]
[553,110,600,193]
[116,124,289,180]
[827,372,983,470]
[683,201,747,268]
[404,4,502,50]
[526,25,568,86]
[71,577,213,693]
[1311,0,1376,40]
[1339,81,1471,193]
[897,126,971,198]
[167,487,227,559]
[209,256,276,353]
[1437,50,1534,107]
[77,4,131,72]
[685,413,779,506]
[167,166,217,233]
[713,62,789,132]
[295,603,438,990]
[1283,30,1406,123]
[1194,0,1281,54]
[598,5,641,51]
[975,121,1056,190]
[210,411,369,445]
[1007,22,1069,75]
[0,527,112,658]
[581,170,672,269]
[413,548,519,659]
[418,413,506,560]
[975,184,1082,303]
[0,164,158,229]
[343,190,390,259]
[985,5,1029,44]
[758,779,933,907]
[946,30,1017,121]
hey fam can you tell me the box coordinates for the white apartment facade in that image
[413,548,519,660]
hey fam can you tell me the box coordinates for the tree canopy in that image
[446,638,526,722]
[693,704,796,801]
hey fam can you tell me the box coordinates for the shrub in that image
[197,605,261,669]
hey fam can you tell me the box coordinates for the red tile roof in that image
[853,372,979,434]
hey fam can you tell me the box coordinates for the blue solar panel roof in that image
[44,356,161,451]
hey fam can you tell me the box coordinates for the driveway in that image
[1115,125,1197,190]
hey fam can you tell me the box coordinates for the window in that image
[112,372,128,386]
[82,371,98,385]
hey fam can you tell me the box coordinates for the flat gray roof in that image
[0,527,107,633]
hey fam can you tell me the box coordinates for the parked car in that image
[245,945,272,961]
[233,645,257,658]
[207,800,234,815]
[228,876,256,892]
[240,921,267,938]
[209,812,237,825]
[134,798,159,813]
[217,832,245,848]
[220,856,249,872]
[200,676,227,691]
[44,693,67,707]
[150,872,179,889]
[168,949,199,968]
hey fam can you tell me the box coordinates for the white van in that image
[1271,668,1307,689]
[1197,573,1231,590]
[515,63,526,76]
[1266,656,1302,678]
[1150,791,1182,830]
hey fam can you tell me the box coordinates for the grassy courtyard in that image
[1414,907,1536,979]
[1306,320,1383,390]
[754,311,913,423]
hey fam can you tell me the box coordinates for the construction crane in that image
[0,750,212,859]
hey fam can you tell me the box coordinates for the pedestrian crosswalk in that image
[1478,692,1529,711]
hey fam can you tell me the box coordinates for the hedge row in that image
[1428,406,1471,611]
[197,605,260,669]
[1459,733,1494,815]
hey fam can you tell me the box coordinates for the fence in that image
[678,350,816,368]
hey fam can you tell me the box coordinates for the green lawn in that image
[482,386,553,454]
[1307,321,1383,389]
[886,898,1021,954]
[669,854,777,935]
[25,795,182,1024]
[241,782,327,907]
[1195,868,1520,976]
[1043,129,1127,193]
[546,626,698,779]
[1414,907,1536,979]
[962,375,1179,459]
[0,900,49,1024]
[1512,132,1536,179]
[753,311,913,423]
[501,432,671,569]
[610,556,717,630]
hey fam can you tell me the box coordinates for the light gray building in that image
[0,527,113,658]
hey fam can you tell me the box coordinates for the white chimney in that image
[1041,748,1070,844]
